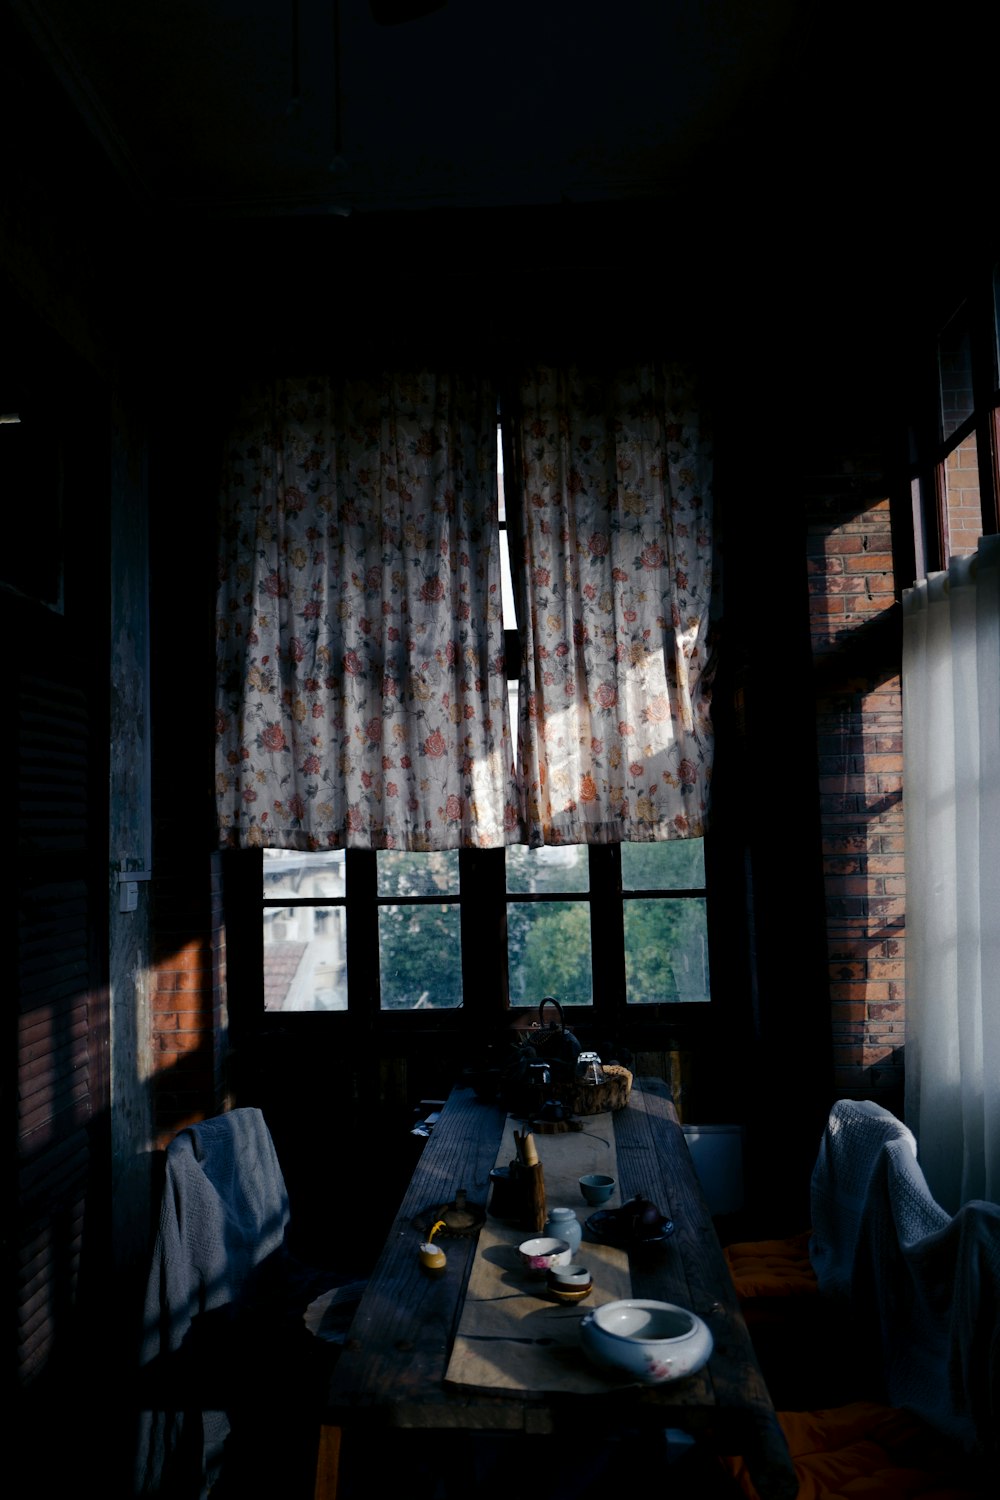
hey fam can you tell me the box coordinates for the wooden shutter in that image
[8,623,106,1390]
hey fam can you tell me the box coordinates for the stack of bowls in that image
[546,1263,593,1303]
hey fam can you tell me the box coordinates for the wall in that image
[144,395,233,1149]
[807,480,905,1111]
[108,390,156,1295]
[1,19,166,1482]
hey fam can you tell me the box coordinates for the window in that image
[256,401,714,1022]
[909,268,1000,579]
[262,834,711,1016]
[900,259,1000,1208]
[263,849,347,1011]
[376,851,463,1010]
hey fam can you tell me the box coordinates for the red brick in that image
[158,991,206,1014]
[810,596,849,615]
[831,962,866,980]
[822,536,865,554]
[847,594,896,615]
[173,969,211,993]
[813,574,867,595]
[155,1031,207,1055]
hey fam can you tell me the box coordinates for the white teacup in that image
[518,1236,572,1276]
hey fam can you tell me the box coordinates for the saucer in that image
[585,1209,675,1247]
[548,1281,593,1304]
[413,1196,486,1238]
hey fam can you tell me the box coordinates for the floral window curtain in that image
[513,363,715,845]
[215,373,520,851]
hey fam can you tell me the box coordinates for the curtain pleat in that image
[902,533,1000,1210]
[215,374,520,850]
[512,363,716,845]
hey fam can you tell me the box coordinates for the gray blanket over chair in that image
[808,1098,1000,1460]
[135,1107,291,1496]
[808,1098,927,1300]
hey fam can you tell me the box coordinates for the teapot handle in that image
[538,996,564,1030]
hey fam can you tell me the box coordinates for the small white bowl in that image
[548,1262,592,1289]
[579,1299,713,1385]
[518,1236,572,1276]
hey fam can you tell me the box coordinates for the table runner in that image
[443,1113,635,1394]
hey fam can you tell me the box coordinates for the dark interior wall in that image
[2,297,122,1468]
[2,16,163,1481]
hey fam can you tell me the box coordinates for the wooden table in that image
[316,1080,796,1499]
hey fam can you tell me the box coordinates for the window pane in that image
[621,839,705,890]
[378,904,462,1009]
[624,896,709,1003]
[500,527,517,629]
[507,900,593,1006]
[939,310,974,441]
[263,905,347,1011]
[942,431,982,559]
[377,849,459,898]
[506,844,589,894]
[498,423,517,628]
[263,848,346,899]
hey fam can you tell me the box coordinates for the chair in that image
[849,1144,998,1459]
[722,1100,923,1407]
[720,1400,988,1500]
[721,1122,1000,1498]
[723,1100,915,1300]
[809,1098,922,1299]
[135,1106,363,1499]
[722,1229,818,1300]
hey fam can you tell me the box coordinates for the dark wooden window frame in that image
[906,263,1000,582]
[259,838,717,1042]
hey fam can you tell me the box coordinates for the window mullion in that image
[346,849,379,1023]
[970,281,1000,538]
[460,847,509,1024]
[588,844,626,1035]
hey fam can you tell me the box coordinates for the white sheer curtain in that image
[902,532,1000,1211]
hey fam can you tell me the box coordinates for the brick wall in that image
[148,850,230,1147]
[944,432,983,558]
[806,491,905,1109]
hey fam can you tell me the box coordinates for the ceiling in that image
[5,0,998,439]
[10,0,808,218]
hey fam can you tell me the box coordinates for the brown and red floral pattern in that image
[513,363,716,844]
[215,373,521,850]
[215,364,716,853]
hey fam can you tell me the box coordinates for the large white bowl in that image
[579,1299,713,1385]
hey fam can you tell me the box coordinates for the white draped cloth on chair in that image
[215,372,520,851]
[902,533,1000,1211]
[512,362,716,846]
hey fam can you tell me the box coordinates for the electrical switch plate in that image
[120,880,139,913]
